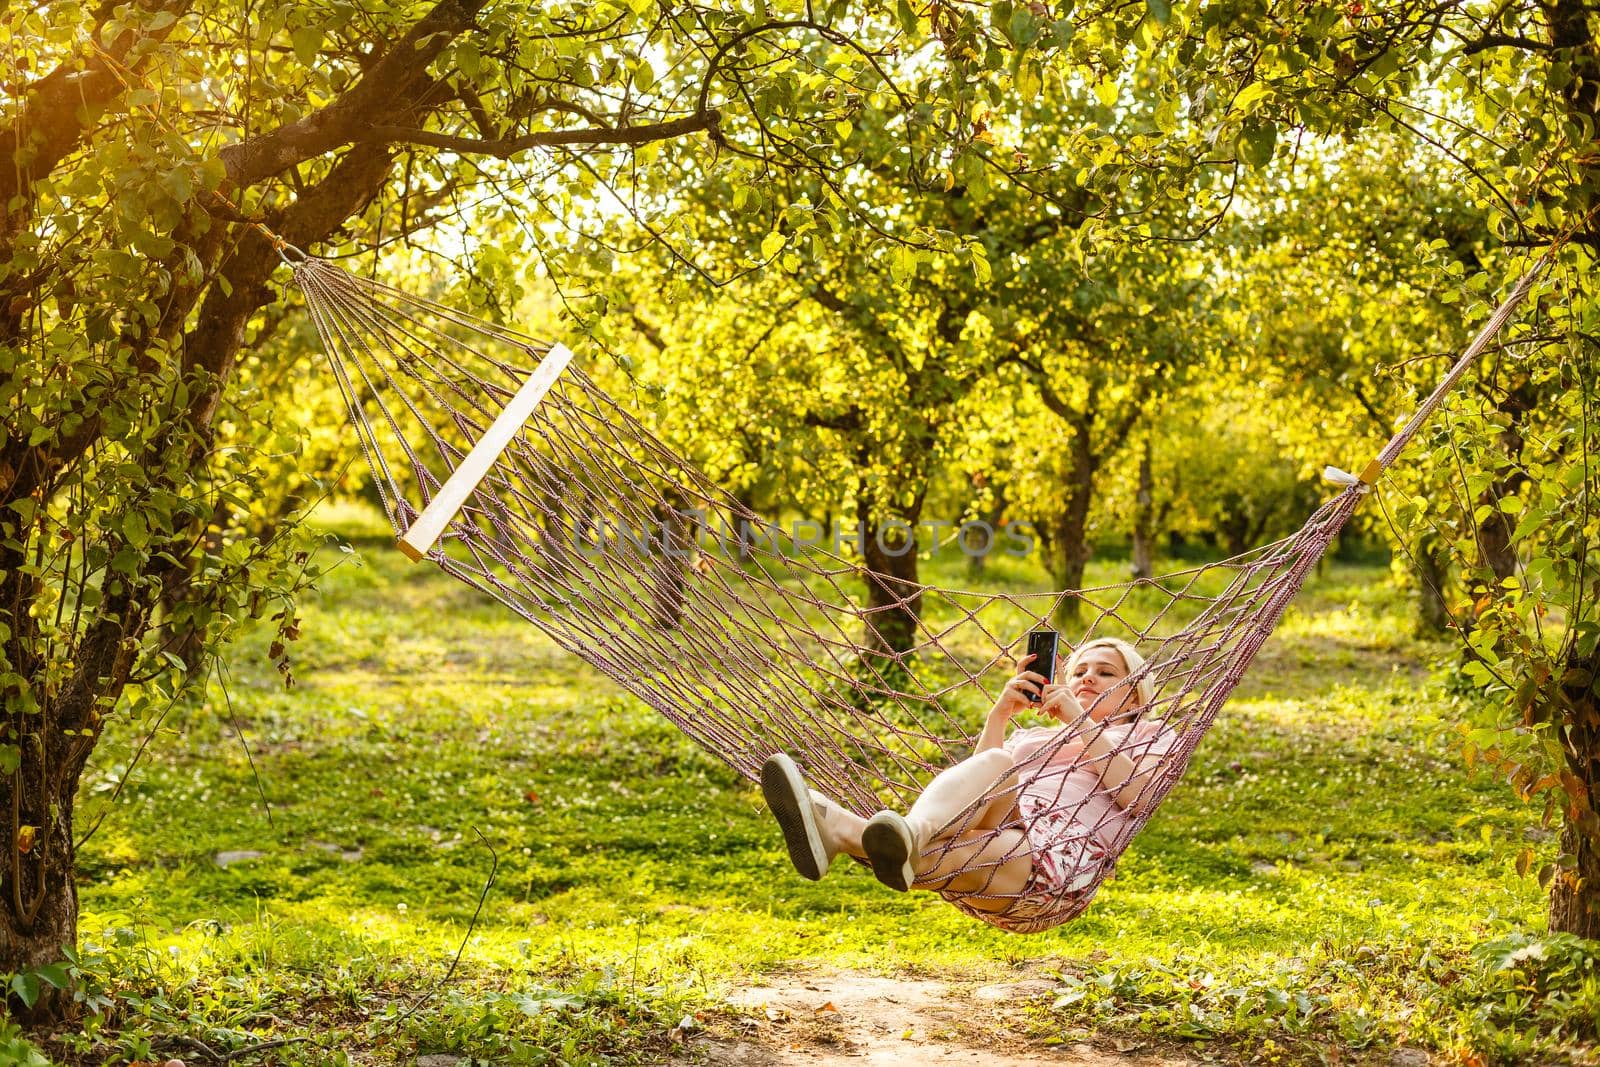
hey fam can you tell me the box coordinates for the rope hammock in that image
[292,253,1543,932]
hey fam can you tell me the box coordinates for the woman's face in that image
[1067,646,1137,721]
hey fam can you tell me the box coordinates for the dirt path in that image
[683,971,1197,1066]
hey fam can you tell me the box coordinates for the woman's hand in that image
[1039,683,1085,726]
[989,654,1049,723]
[975,654,1048,752]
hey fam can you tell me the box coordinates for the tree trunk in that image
[1474,486,1521,582]
[1,46,417,1013]
[1029,380,1141,623]
[1549,645,1600,938]
[729,487,759,563]
[1549,822,1600,939]
[1474,384,1535,582]
[859,497,923,657]
[1049,449,1097,627]
[1218,493,1254,557]
[1413,540,1452,636]
[965,492,1007,578]
[2,713,93,1022]
[1131,438,1155,580]
[648,489,697,630]
[1542,0,1600,945]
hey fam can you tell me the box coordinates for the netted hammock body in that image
[294,256,1539,932]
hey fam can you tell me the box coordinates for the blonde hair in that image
[1066,637,1156,708]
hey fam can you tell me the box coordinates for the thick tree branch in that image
[362,110,722,155]
[807,281,903,367]
[182,143,399,429]
[1348,381,1391,432]
[627,309,666,351]
[1461,32,1555,55]
[217,0,487,187]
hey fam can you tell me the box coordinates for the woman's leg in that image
[912,826,1034,912]
[862,748,1017,891]
[762,754,869,879]
[904,748,1017,840]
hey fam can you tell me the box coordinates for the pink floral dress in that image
[942,718,1177,934]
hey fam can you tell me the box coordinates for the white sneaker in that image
[761,754,837,880]
[861,810,917,892]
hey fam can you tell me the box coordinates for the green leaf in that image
[0,744,18,774]
[1015,62,1042,100]
[1237,121,1277,169]
[457,39,481,78]
[1146,0,1171,26]
[970,247,992,284]
[1154,97,1178,134]
[292,26,323,66]
[761,232,786,260]
[123,511,149,549]
[889,245,917,285]
[10,972,40,1009]
[110,544,141,575]
[1234,81,1270,113]
[163,166,193,204]
[199,156,227,193]
[32,964,69,990]
[896,0,919,36]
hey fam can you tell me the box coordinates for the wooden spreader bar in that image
[398,342,575,562]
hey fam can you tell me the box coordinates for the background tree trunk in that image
[1050,455,1097,627]
[1412,541,1453,636]
[1549,645,1600,938]
[859,498,924,657]
[648,489,696,630]
[965,490,1007,578]
[1131,437,1155,580]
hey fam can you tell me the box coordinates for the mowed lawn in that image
[65,501,1578,1066]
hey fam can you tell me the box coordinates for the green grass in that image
[19,501,1595,1064]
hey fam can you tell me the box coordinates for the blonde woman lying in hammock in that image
[761,638,1175,933]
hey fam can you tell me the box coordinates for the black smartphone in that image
[1024,629,1059,703]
